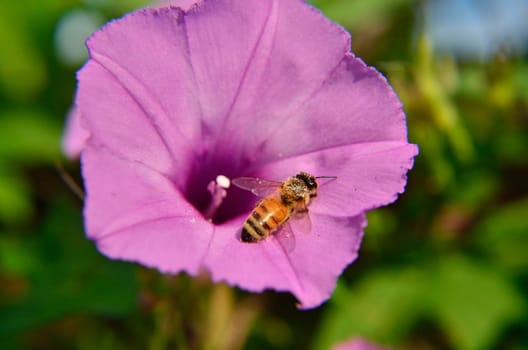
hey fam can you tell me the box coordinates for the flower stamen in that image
[203,175,231,221]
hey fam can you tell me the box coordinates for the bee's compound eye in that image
[306,176,317,189]
[296,172,317,189]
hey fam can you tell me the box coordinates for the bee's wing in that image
[274,222,296,253]
[289,210,312,235]
[232,177,281,198]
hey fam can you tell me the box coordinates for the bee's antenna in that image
[316,176,337,179]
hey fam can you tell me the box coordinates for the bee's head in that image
[295,172,318,190]
[294,172,337,200]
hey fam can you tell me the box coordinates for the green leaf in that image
[426,255,524,350]
[474,198,528,272]
[0,4,47,100]
[0,109,62,163]
[0,199,138,336]
[313,268,427,350]
[363,209,397,252]
[309,0,410,28]
[0,235,37,275]
[83,0,152,16]
[0,166,33,224]
[514,64,528,103]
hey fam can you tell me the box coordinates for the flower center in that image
[180,157,256,224]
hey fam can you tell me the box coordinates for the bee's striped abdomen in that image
[241,196,290,243]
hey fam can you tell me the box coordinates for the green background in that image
[0,0,527,349]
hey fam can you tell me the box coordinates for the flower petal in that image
[259,54,412,162]
[248,53,419,217]
[182,0,350,161]
[257,141,417,217]
[77,0,352,173]
[78,8,203,185]
[82,146,212,274]
[204,213,365,309]
[62,106,89,159]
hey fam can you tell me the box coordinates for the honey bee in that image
[232,172,336,248]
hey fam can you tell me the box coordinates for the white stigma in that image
[216,174,231,189]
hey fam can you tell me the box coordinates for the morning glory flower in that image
[332,338,391,350]
[68,0,418,308]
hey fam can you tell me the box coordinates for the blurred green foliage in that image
[0,0,527,349]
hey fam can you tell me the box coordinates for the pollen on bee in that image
[216,175,230,189]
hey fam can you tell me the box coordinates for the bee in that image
[232,172,336,248]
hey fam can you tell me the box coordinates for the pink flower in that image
[333,338,392,350]
[62,106,90,159]
[69,0,418,308]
